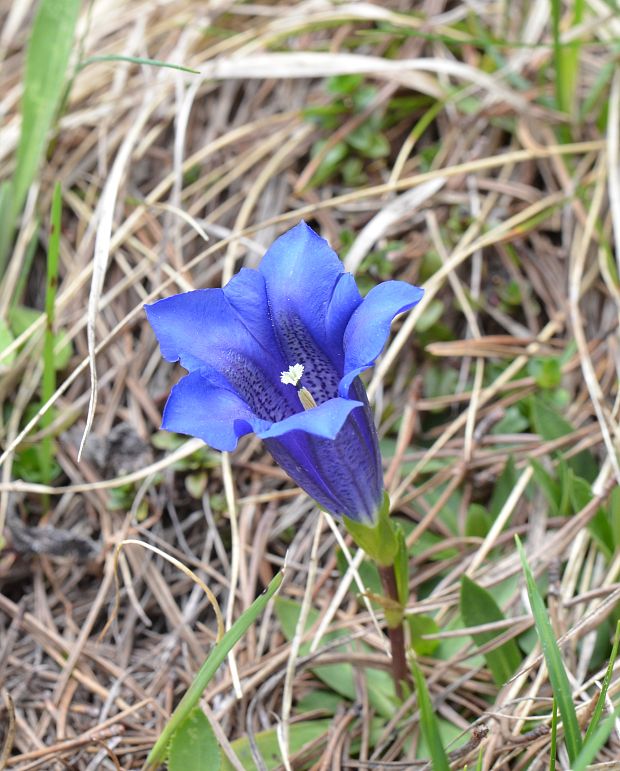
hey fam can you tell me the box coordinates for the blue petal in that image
[324,273,362,372]
[339,281,424,396]
[145,269,280,373]
[161,369,270,451]
[146,271,300,422]
[259,222,346,351]
[259,223,361,397]
[263,390,382,523]
[257,397,361,441]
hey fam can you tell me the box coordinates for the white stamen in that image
[280,363,304,386]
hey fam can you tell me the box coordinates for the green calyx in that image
[343,491,399,567]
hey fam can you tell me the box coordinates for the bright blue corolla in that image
[146,222,423,524]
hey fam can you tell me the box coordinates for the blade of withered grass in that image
[78,98,163,462]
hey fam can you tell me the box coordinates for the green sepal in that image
[344,491,398,567]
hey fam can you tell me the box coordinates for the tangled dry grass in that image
[1,0,620,768]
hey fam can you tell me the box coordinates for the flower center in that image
[280,363,317,411]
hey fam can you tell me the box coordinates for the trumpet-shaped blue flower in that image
[146,222,423,524]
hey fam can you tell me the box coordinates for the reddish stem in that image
[378,563,411,698]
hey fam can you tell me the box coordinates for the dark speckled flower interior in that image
[146,221,423,524]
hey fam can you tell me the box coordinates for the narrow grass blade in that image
[549,699,557,771]
[584,619,620,743]
[551,0,584,116]
[39,182,62,485]
[13,0,80,214]
[571,709,620,771]
[410,657,450,771]
[144,570,283,769]
[516,538,582,762]
[78,55,199,74]
[0,0,80,272]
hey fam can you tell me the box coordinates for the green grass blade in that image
[0,0,80,272]
[549,699,558,771]
[39,182,62,485]
[571,708,619,771]
[13,0,80,214]
[516,537,582,761]
[551,0,584,116]
[410,657,450,771]
[78,55,199,74]
[584,619,620,743]
[145,570,284,769]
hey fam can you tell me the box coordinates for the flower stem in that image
[377,563,411,698]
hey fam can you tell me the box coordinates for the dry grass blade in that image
[79,102,159,461]
[1,1,618,768]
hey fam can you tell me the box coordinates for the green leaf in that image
[51,329,73,370]
[610,486,620,549]
[274,596,396,718]
[393,525,409,607]
[410,657,450,770]
[465,504,493,538]
[221,720,331,770]
[7,305,73,370]
[551,0,583,115]
[416,299,444,332]
[335,550,381,596]
[528,357,562,389]
[1,0,80,271]
[8,305,41,336]
[185,471,208,499]
[460,576,521,685]
[326,74,365,94]
[0,181,11,276]
[0,319,16,369]
[558,460,573,517]
[408,613,440,656]
[569,473,613,559]
[489,456,517,519]
[168,707,220,771]
[40,181,62,484]
[583,619,620,744]
[516,538,582,761]
[79,55,198,74]
[530,458,560,516]
[308,140,348,187]
[491,405,529,435]
[550,700,558,771]
[571,708,620,771]
[346,123,390,158]
[145,571,284,768]
[528,397,597,481]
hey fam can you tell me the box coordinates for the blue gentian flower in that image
[146,222,423,524]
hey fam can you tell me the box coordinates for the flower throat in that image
[280,363,317,411]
